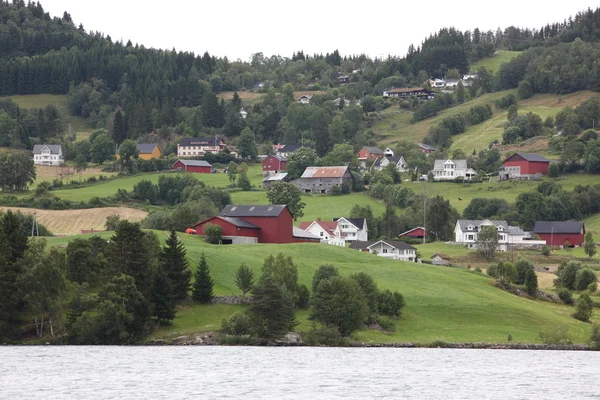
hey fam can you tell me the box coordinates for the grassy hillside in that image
[9,94,90,140]
[470,50,522,73]
[42,232,595,344]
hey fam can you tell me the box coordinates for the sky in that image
[41,1,597,61]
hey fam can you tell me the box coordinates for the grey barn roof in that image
[32,144,62,154]
[136,143,160,154]
[418,143,437,151]
[175,160,212,167]
[364,146,384,154]
[219,217,260,229]
[510,153,551,163]
[220,205,288,218]
[263,173,288,182]
[533,221,585,234]
[292,226,320,240]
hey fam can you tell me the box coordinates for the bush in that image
[474,266,482,273]
[219,334,254,345]
[220,312,252,335]
[538,325,573,345]
[377,290,405,317]
[589,324,600,350]
[486,263,499,278]
[558,288,574,305]
[588,282,598,293]
[329,186,342,196]
[301,327,349,346]
[204,223,222,244]
[375,315,396,332]
[541,245,550,256]
[514,259,534,285]
[525,269,538,297]
[575,269,597,292]
[296,284,310,309]
[574,293,594,322]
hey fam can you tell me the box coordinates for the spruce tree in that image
[151,265,176,326]
[192,253,214,303]
[525,268,538,297]
[159,231,191,303]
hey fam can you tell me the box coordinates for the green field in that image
[9,94,90,140]
[470,51,522,73]
[42,232,595,344]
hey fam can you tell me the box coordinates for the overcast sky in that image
[41,1,596,61]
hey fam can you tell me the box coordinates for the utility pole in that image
[423,183,427,244]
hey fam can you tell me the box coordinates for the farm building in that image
[192,205,319,244]
[357,146,384,161]
[177,137,226,157]
[399,227,426,240]
[533,221,586,247]
[431,253,451,266]
[262,155,287,175]
[382,87,435,100]
[418,143,437,154]
[172,159,212,173]
[292,166,352,194]
[262,173,288,189]
[135,144,162,160]
[498,153,551,181]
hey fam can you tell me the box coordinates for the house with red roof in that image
[298,219,346,246]
[498,153,551,181]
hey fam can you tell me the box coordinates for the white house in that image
[445,79,460,88]
[298,219,345,246]
[431,78,445,88]
[297,95,312,104]
[177,137,226,157]
[333,217,368,242]
[454,219,544,251]
[430,159,477,181]
[384,147,394,157]
[32,144,64,166]
[240,109,248,119]
[373,156,407,173]
[349,240,417,262]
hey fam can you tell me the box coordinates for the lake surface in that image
[1,346,598,399]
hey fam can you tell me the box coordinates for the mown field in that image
[43,232,596,344]
[8,94,90,140]
[470,50,522,73]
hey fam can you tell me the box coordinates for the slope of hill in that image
[470,51,521,73]
[43,232,595,344]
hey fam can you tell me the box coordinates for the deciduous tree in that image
[266,182,305,220]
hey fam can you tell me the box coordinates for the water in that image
[1,346,598,399]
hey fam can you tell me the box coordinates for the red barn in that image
[499,153,550,180]
[418,143,437,154]
[172,159,212,173]
[262,155,287,174]
[399,227,426,240]
[534,221,586,247]
[193,205,319,244]
[357,146,384,161]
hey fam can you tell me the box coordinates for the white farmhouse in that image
[32,144,64,166]
[373,156,407,173]
[349,240,417,262]
[454,219,544,251]
[333,217,368,242]
[298,219,346,246]
[430,159,477,181]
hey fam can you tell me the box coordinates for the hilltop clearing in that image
[470,51,522,73]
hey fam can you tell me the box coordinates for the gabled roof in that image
[457,220,510,231]
[220,204,288,218]
[32,144,62,154]
[219,217,260,229]
[399,227,425,237]
[363,146,384,154]
[431,253,451,259]
[349,240,373,250]
[533,221,585,234]
[266,154,287,162]
[386,87,426,94]
[433,159,468,170]
[334,217,365,230]
[279,145,300,153]
[368,240,416,251]
[293,226,321,240]
[136,143,160,154]
[373,156,386,167]
[505,152,551,163]
[299,220,340,236]
[301,166,349,178]
[179,137,224,147]
[262,173,288,182]
[418,143,437,151]
[174,160,212,167]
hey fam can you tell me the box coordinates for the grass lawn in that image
[470,51,522,73]
[9,94,90,139]
[43,232,596,344]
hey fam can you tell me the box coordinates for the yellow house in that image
[117,143,163,160]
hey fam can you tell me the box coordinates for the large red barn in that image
[399,227,426,240]
[172,159,212,173]
[533,221,586,247]
[262,155,287,174]
[192,205,319,244]
[499,153,550,180]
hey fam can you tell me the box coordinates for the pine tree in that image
[159,231,191,303]
[151,265,176,326]
[192,253,214,303]
[525,268,538,297]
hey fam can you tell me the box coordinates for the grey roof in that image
[174,160,212,167]
[349,241,373,250]
[32,144,62,154]
[364,146,384,154]
[179,137,223,147]
[374,155,403,168]
[333,217,365,230]
[263,173,288,182]
[418,143,437,151]
[292,226,321,240]
[457,220,510,231]
[433,159,468,170]
[533,221,585,234]
[219,217,260,229]
[279,145,300,153]
[270,155,287,162]
[373,156,385,167]
[220,205,288,218]
[368,240,416,251]
[508,153,551,163]
[136,143,160,154]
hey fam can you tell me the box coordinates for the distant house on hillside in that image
[262,172,288,189]
[32,144,64,166]
[349,240,417,262]
[431,79,445,88]
[357,146,384,162]
[262,154,287,175]
[333,217,368,242]
[292,166,352,194]
[373,155,407,172]
[297,95,312,104]
[172,159,212,173]
[276,144,302,157]
[430,159,477,181]
[431,253,451,266]
[498,153,551,181]
[298,219,346,246]
[383,87,435,100]
[338,75,350,84]
[533,221,586,247]
[135,144,162,160]
[454,219,544,251]
[418,143,437,154]
[399,227,426,240]
[445,79,460,88]
[177,137,226,157]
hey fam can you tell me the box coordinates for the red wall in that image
[172,160,211,173]
[400,228,426,238]
[241,209,294,243]
[262,156,287,172]
[504,160,549,175]
[194,217,259,238]
[538,233,584,247]
[357,148,379,160]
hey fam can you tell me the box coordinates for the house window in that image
[383,248,388,254]
[467,235,474,240]
[320,232,323,237]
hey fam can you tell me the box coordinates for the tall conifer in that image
[192,253,214,303]
[159,231,191,303]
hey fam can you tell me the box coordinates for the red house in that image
[533,221,586,247]
[357,146,384,161]
[499,153,551,180]
[192,205,319,244]
[418,143,437,154]
[399,227,426,240]
[262,155,287,174]
[172,159,212,173]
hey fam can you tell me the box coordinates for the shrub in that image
[525,269,538,297]
[329,186,342,196]
[575,269,597,292]
[220,312,252,335]
[375,315,396,332]
[204,223,222,244]
[301,327,348,346]
[296,284,310,309]
[588,282,598,293]
[589,324,600,350]
[474,267,482,273]
[574,293,594,322]
[538,325,573,345]
[541,245,550,256]
[514,259,534,285]
[555,261,582,290]
[219,334,254,345]
[558,288,574,305]
[377,290,405,317]
[486,263,499,278]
